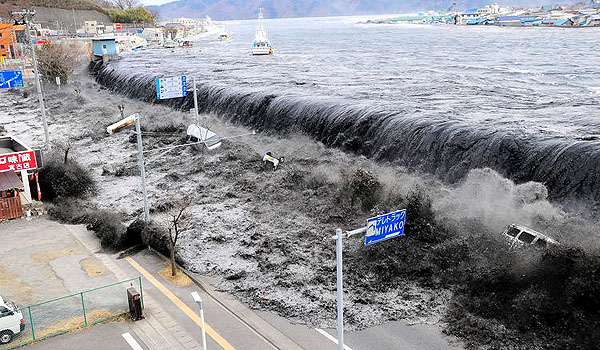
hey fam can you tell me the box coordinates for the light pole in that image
[12,9,51,151]
[106,113,150,224]
[191,291,208,350]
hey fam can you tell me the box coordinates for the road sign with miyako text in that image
[0,151,37,172]
[365,209,406,246]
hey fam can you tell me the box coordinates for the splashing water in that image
[90,17,600,208]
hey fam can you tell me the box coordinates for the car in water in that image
[0,295,25,344]
[502,224,559,249]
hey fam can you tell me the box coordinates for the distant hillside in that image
[150,0,580,20]
[0,0,107,19]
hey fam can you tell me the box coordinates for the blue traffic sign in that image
[155,75,187,100]
[365,209,406,246]
[0,70,25,89]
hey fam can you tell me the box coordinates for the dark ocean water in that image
[93,16,600,206]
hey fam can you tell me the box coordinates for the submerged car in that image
[502,224,559,249]
[0,296,24,344]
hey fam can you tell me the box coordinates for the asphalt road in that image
[24,322,148,350]
[117,250,462,350]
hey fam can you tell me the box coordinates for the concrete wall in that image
[32,6,112,31]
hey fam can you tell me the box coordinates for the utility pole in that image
[12,9,51,151]
[135,116,150,224]
[192,77,199,126]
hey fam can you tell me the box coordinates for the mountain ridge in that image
[149,0,579,21]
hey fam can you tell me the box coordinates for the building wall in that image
[0,23,16,58]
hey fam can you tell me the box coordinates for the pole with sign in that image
[332,209,407,350]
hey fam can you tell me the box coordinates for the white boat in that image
[218,30,231,41]
[251,9,273,55]
[218,25,232,41]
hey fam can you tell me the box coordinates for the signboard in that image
[0,151,38,172]
[115,23,122,30]
[365,209,406,246]
[0,70,25,89]
[155,76,187,100]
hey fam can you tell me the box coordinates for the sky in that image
[140,0,175,5]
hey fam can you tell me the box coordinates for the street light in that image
[106,113,150,223]
[191,291,208,350]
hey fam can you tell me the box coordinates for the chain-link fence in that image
[1,277,142,349]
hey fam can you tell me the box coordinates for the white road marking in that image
[315,328,356,350]
[122,332,144,350]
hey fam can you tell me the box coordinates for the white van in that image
[0,296,24,344]
[502,224,559,249]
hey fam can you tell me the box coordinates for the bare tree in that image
[113,0,141,10]
[55,138,72,164]
[149,9,161,26]
[93,0,116,8]
[36,42,89,84]
[166,197,193,276]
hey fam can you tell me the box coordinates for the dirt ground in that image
[1,68,597,332]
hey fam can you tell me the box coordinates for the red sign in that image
[0,151,37,172]
[115,23,122,30]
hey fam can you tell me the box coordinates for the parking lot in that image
[0,217,124,349]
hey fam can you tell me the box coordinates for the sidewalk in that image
[67,225,203,350]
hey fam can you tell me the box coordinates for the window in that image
[534,239,547,249]
[505,227,520,237]
[0,45,4,49]
[0,306,12,317]
[0,33,3,37]
[518,231,536,244]
[102,44,107,49]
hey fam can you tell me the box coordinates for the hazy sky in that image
[140,0,175,5]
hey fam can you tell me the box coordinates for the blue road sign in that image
[0,70,25,89]
[155,75,187,100]
[365,209,406,246]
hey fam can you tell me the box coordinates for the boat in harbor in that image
[218,25,232,41]
[251,9,273,55]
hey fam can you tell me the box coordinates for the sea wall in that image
[90,60,600,209]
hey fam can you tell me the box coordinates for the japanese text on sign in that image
[155,76,187,100]
[0,70,25,89]
[365,209,406,246]
[0,151,37,172]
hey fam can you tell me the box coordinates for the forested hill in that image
[0,0,106,19]
[150,0,579,20]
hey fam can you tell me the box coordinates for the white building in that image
[141,27,164,45]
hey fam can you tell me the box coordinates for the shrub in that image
[85,210,128,248]
[38,156,96,200]
[47,200,133,250]
[338,168,382,211]
[107,6,154,23]
[127,219,169,256]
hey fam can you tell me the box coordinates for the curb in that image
[148,248,306,350]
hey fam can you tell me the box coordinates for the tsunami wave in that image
[90,60,600,208]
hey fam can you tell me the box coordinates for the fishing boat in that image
[218,25,232,41]
[251,9,273,55]
[218,30,232,41]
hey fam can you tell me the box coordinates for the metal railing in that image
[1,277,142,349]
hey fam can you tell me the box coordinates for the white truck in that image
[502,224,559,249]
[0,296,24,344]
